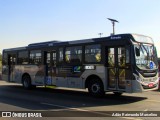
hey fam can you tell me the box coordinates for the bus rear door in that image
[8,53,16,82]
[45,51,57,85]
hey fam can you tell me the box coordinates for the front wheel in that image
[22,75,32,89]
[88,79,105,97]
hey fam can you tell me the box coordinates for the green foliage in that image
[0,61,1,72]
[0,53,2,71]
[0,53,1,61]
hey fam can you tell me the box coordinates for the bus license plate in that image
[148,83,154,88]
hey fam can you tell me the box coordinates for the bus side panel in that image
[81,65,106,89]
[12,65,46,85]
[12,65,22,83]
[2,65,9,82]
[67,77,83,88]
[32,65,46,85]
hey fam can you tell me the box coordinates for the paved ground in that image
[0,80,160,120]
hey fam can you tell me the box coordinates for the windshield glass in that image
[134,43,158,70]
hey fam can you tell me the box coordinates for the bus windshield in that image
[134,43,158,70]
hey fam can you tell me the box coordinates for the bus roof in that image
[3,33,154,52]
[28,33,154,48]
[27,33,132,49]
[3,47,27,52]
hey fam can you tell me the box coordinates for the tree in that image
[0,53,2,72]
[0,53,2,61]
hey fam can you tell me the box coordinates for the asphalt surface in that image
[0,80,160,120]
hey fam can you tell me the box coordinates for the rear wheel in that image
[88,79,105,97]
[22,75,32,89]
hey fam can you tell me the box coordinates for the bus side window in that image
[18,51,29,65]
[65,46,82,64]
[117,47,130,66]
[118,47,126,66]
[85,44,101,63]
[126,48,130,64]
[108,48,115,66]
[2,53,8,65]
[95,51,101,62]
[58,48,64,64]
[29,50,42,65]
[53,52,56,66]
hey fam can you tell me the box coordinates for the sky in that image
[0,0,160,57]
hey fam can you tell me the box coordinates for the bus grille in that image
[140,70,157,77]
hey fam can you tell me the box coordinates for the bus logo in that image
[149,61,154,69]
[73,66,81,73]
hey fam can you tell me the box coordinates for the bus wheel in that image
[22,75,32,89]
[113,92,123,96]
[88,79,105,97]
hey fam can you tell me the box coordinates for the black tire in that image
[31,85,36,89]
[113,92,123,96]
[22,75,32,89]
[88,79,105,97]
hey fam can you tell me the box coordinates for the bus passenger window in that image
[108,48,115,66]
[53,52,56,66]
[2,53,8,65]
[18,51,29,64]
[118,47,125,66]
[58,48,64,63]
[65,46,82,64]
[95,51,101,62]
[126,49,130,64]
[30,50,42,65]
[65,51,70,63]
[85,44,101,63]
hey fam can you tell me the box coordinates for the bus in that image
[158,58,160,90]
[2,33,159,97]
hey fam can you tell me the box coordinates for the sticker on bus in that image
[46,77,52,85]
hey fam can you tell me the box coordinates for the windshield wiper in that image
[140,44,150,64]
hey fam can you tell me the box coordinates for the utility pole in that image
[107,18,119,35]
[98,33,103,38]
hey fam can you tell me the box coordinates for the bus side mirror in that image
[136,47,140,56]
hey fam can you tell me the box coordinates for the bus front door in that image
[107,46,130,91]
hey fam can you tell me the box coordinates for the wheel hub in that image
[91,84,100,93]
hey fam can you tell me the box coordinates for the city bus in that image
[158,59,160,90]
[2,33,159,97]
